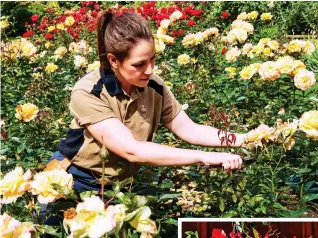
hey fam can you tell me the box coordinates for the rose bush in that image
[1,1,318,237]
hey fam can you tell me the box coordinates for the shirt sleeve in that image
[161,83,182,124]
[70,89,116,126]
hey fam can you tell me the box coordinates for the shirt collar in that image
[100,68,145,96]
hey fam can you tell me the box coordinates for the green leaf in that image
[219,198,225,212]
[297,168,312,174]
[162,218,178,226]
[301,194,318,205]
[159,193,181,201]
[232,194,237,203]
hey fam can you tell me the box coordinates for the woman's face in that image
[113,39,156,89]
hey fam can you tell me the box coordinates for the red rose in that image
[24,22,29,26]
[79,7,86,15]
[187,20,196,26]
[201,1,207,4]
[94,4,100,11]
[1,132,7,140]
[221,47,227,55]
[22,30,34,38]
[45,33,54,40]
[31,14,38,22]
[220,11,229,19]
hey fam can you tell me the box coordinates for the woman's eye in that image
[133,63,144,67]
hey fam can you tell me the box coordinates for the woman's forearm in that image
[179,124,246,148]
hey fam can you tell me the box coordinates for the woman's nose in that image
[144,63,153,75]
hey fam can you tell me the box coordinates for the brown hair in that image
[97,10,154,71]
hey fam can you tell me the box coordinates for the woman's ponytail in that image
[97,10,113,70]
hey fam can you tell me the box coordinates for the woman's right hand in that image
[201,152,243,170]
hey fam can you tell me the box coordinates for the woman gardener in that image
[42,10,246,224]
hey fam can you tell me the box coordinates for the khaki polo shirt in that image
[58,68,182,180]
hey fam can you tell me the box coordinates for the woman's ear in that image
[107,53,118,69]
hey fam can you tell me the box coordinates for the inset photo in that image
[180,219,318,238]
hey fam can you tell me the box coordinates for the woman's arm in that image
[164,110,246,147]
[87,118,242,169]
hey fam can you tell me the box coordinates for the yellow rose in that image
[164,81,173,90]
[252,43,265,56]
[15,103,39,122]
[244,124,275,149]
[157,27,167,35]
[299,110,318,140]
[63,196,117,237]
[227,28,248,44]
[292,60,306,76]
[225,47,241,62]
[261,13,273,21]
[267,40,279,51]
[54,46,68,59]
[237,12,248,20]
[129,207,157,235]
[242,43,253,55]
[158,34,174,44]
[45,41,52,49]
[302,41,315,55]
[87,61,100,72]
[263,47,273,57]
[294,69,316,90]
[240,65,256,80]
[0,167,32,204]
[155,38,165,53]
[0,17,9,31]
[169,10,183,23]
[247,11,259,20]
[182,33,196,47]
[225,67,237,78]
[74,55,88,68]
[65,16,75,26]
[259,61,280,81]
[259,38,271,44]
[30,169,74,204]
[56,23,65,30]
[275,119,298,150]
[0,213,34,238]
[47,25,56,32]
[159,19,170,30]
[276,56,295,74]
[45,62,58,72]
[231,20,254,34]
[287,40,302,53]
[177,54,190,65]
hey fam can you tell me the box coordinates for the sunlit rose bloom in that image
[292,60,306,76]
[182,33,196,47]
[45,41,52,49]
[54,46,68,59]
[69,42,80,53]
[0,213,34,238]
[160,19,170,30]
[63,196,116,238]
[2,38,37,61]
[302,41,315,55]
[221,36,228,43]
[231,20,254,34]
[169,10,183,23]
[227,28,248,44]
[258,61,280,81]
[78,40,90,55]
[299,110,318,140]
[157,27,167,35]
[0,17,9,31]
[237,12,248,20]
[47,25,56,32]
[202,27,219,40]
[244,124,275,149]
[153,65,162,75]
[74,55,88,68]
[129,207,157,237]
[15,103,39,122]
[242,43,253,55]
[267,40,279,51]
[263,47,273,57]
[194,32,204,45]
[260,13,273,21]
[177,54,190,65]
[158,34,175,44]
[259,39,271,46]
[45,62,58,72]
[56,23,65,30]
[65,16,75,26]
[225,67,237,78]
[239,65,257,80]
[225,47,241,62]
[30,169,74,204]
[164,81,173,90]
[155,38,165,53]
[276,56,295,74]
[87,61,100,72]
[182,103,189,110]
[294,69,316,90]
[0,167,32,204]
[287,40,302,53]
[252,43,265,56]
[275,119,298,150]
[247,11,259,20]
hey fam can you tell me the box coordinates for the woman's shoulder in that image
[72,68,101,93]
